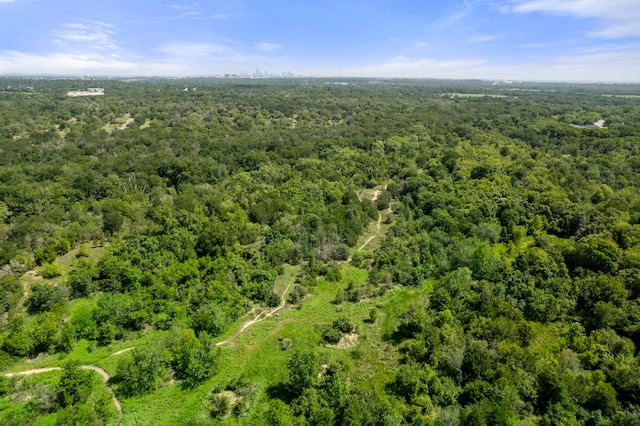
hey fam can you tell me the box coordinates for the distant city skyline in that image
[1,0,639,82]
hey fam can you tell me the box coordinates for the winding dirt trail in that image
[357,212,382,252]
[216,280,292,346]
[346,185,392,263]
[81,365,123,419]
[4,365,123,423]
[2,347,134,424]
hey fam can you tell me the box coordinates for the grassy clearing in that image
[24,243,107,287]
[351,207,393,254]
[102,113,133,134]
[116,263,410,424]
[442,93,507,98]
[16,243,107,314]
[3,271,413,425]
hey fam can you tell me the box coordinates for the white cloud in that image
[156,42,240,58]
[255,42,281,52]
[163,3,231,20]
[345,46,640,81]
[465,34,502,43]
[0,51,137,74]
[54,21,123,51]
[509,0,640,38]
[155,38,281,66]
[351,56,487,79]
[0,0,17,3]
[432,1,476,30]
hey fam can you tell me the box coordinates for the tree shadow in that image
[265,382,296,403]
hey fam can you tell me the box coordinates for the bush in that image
[281,338,294,351]
[332,317,354,334]
[68,260,98,298]
[322,327,343,344]
[26,284,65,314]
[40,263,62,279]
[209,393,230,418]
[172,329,218,389]
[191,303,229,337]
[57,360,93,407]
[368,308,378,324]
[114,346,170,397]
[288,285,308,305]
[326,267,342,283]
[34,245,57,266]
[76,244,90,258]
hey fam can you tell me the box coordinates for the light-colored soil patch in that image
[318,363,329,379]
[336,333,359,349]
[220,390,240,407]
[211,390,241,418]
[119,117,135,130]
[570,119,607,129]
[23,270,41,280]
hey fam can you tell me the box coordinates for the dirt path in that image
[111,347,134,356]
[4,367,62,377]
[81,365,123,420]
[346,185,392,263]
[2,277,291,420]
[17,270,40,309]
[5,362,125,423]
[216,280,292,346]
[357,212,382,251]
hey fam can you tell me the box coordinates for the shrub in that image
[26,284,65,314]
[40,263,62,279]
[281,338,294,351]
[322,327,343,344]
[209,394,230,418]
[332,317,354,334]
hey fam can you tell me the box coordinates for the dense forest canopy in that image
[1,77,640,425]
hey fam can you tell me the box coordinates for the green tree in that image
[172,328,218,388]
[114,346,170,396]
[265,398,296,426]
[26,283,65,314]
[57,360,93,407]
[567,236,621,273]
[288,350,320,396]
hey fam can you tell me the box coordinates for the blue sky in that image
[0,0,639,81]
